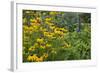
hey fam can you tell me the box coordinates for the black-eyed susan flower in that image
[28,46,36,51]
[27,55,33,61]
[36,38,44,43]
[46,44,52,48]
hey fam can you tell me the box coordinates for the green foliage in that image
[23,10,91,62]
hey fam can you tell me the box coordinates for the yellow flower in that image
[28,48,32,51]
[29,26,33,31]
[37,38,44,43]
[23,30,29,34]
[40,45,46,49]
[27,54,41,62]
[23,25,34,34]
[59,28,68,32]
[54,28,65,36]
[27,55,33,61]
[23,25,29,31]
[45,17,52,21]
[28,46,35,51]
[40,27,47,32]
[45,21,54,26]
[30,17,41,25]
[30,19,37,23]
[50,26,55,30]
[54,29,61,34]
[32,54,44,62]
[43,53,48,59]
[44,32,49,36]
[44,32,54,38]
[32,54,38,61]
[49,11,58,15]
[34,43,39,48]
[36,56,43,62]
[46,44,52,48]
[27,54,48,62]
[47,34,53,38]
[33,25,39,30]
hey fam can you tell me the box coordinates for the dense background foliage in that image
[23,10,91,62]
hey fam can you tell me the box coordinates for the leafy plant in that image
[22,10,91,62]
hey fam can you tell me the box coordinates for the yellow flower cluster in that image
[23,11,71,62]
[36,38,52,49]
[44,32,55,38]
[44,17,68,39]
[28,37,52,53]
[23,25,33,33]
[23,17,42,34]
[54,28,64,35]
[40,27,47,32]
[27,53,48,62]
[30,17,41,25]
[27,54,43,62]
[23,24,40,34]
[44,20,68,39]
